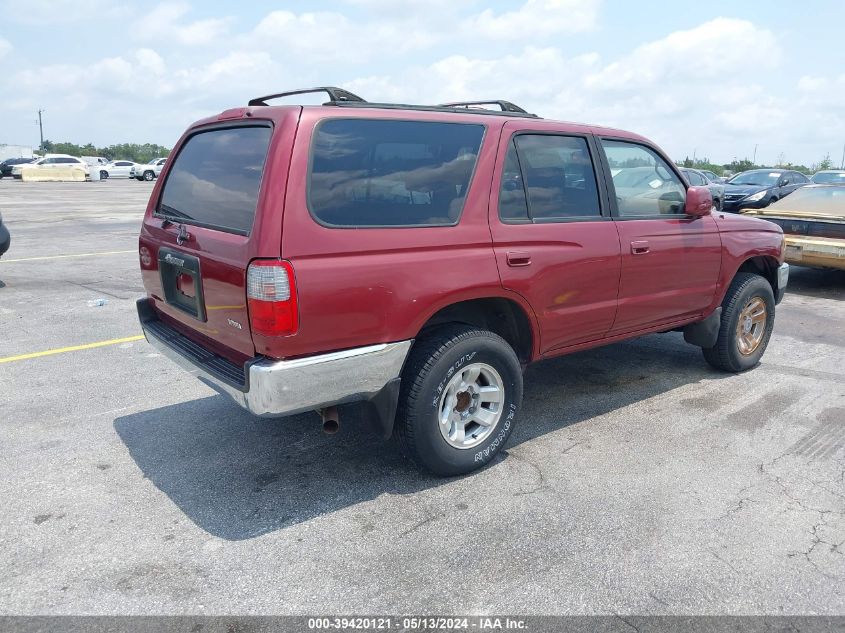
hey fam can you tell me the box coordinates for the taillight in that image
[247,260,298,336]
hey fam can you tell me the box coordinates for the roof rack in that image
[248,86,366,107]
[247,87,540,118]
[330,101,540,119]
[439,100,532,115]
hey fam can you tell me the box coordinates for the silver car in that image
[681,168,725,211]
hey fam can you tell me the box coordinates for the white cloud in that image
[586,18,779,91]
[133,2,232,46]
[467,0,600,39]
[0,38,11,60]
[248,9,439,62]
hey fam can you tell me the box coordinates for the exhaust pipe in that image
[320,406,339,435]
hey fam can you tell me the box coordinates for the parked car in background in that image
[81,156,108,167]
[742,184,845,270]
[722,169,810,213]
[131,158,167,181]
[681,168,725,210]
[99,160,139,179]
[137,86,788,476]
[13,155,90,179]
[0,211,9,258]
[12,157,46,178]
[0,157,35,179]
[700,169,723,183]
[812,170,845,184]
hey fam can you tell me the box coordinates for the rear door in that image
[490,122,621,352]
[598,138,722,333]
[139,118,288,361]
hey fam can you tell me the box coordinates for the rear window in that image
[158,125,272,235]
[308,119,485,227]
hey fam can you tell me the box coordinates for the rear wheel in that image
[703,273,775,372]
[394,325,523,476]
[100,170,108,180]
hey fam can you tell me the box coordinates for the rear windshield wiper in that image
[157,203,192,224]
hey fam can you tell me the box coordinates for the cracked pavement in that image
[0,180,843,614]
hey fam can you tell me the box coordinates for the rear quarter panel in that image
[268,108,539,360]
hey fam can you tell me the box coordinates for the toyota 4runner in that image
[137,87,789,476]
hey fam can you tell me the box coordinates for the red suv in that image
[138,87,789,475]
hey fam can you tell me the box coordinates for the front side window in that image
[498,134,601,222]
[309,119,484,227]
[684,170,705,185]
[158,125,272,235]
[602,140,686,216]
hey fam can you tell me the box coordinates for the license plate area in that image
[158,247,206,321]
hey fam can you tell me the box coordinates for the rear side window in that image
[309,119,485,227]
[498,134,602,222]
[158,125,272,235]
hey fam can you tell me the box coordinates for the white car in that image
[131,158,167,181]
[12,157,45,178]
[12,155,90,179]
[99,160,139,179]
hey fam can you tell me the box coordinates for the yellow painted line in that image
[0,335,144,364]
[1,249,135,263]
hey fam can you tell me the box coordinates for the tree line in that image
[678,153,841,176]
[40,140,170,164]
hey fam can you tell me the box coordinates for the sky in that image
[1,0,843,167]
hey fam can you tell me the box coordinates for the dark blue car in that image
[722,169,810,213]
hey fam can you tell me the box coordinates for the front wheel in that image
[143,170,154,181]
[703,273,775,372]
[394,326,523,476]
[100,171,108,180]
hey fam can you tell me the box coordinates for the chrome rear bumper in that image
[137,298,411,418]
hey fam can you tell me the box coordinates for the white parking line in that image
[0,249,135,263]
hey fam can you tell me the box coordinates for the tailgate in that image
[139,118,288,362]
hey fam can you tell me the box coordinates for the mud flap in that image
[683,307,722,348]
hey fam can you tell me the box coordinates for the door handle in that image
[506,251,531,267]
[631,241,650,255]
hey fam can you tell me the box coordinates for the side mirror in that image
[778,179,789,187]
[685,186,712,217]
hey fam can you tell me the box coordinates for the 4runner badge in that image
[163,253,185,267]
[227,319,243,330]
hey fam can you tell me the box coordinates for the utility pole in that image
[36,109,44,153]
[753,144,758,165]
[841,143,844,170]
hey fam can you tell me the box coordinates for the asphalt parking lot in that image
[0,179,843,615]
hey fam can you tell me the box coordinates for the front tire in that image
[703,273,775,372]
[143,170,154,181]
[394,325,523,476]
[100,171,108,180]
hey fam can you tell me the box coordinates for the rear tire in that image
[703,273,775,372]
[100,171,108,180]
[394,325,523,476]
